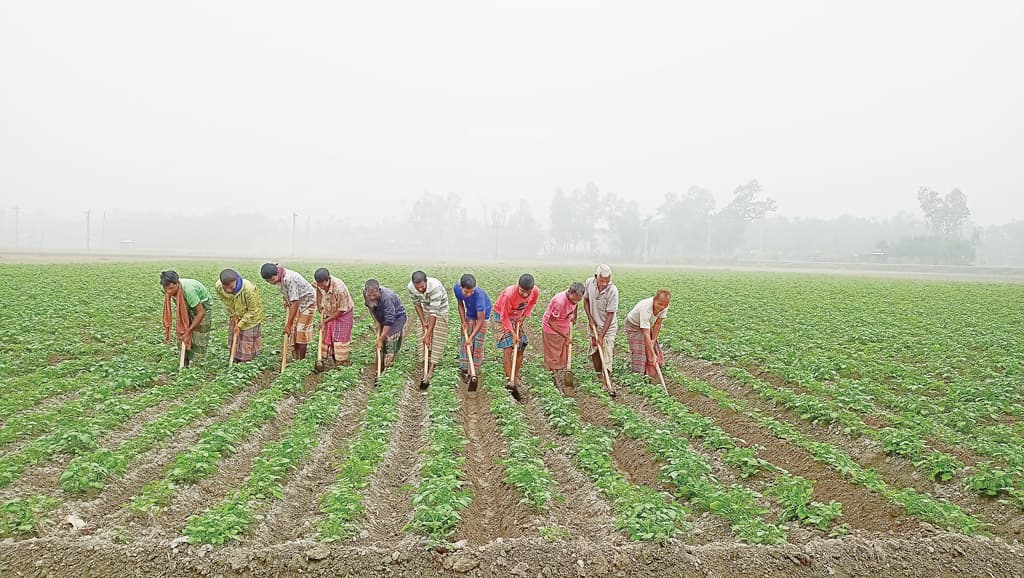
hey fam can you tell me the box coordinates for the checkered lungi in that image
[587,320,616,363]
[229,320,262,362]
[625,320,663,376]
[493,312,527,351]
[459,323,487,374]
[290,302,316,346]
[320,308,354,362]
[382,330,403,367]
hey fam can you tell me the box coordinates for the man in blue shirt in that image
[364,279,408,372]
[453,273,491,391]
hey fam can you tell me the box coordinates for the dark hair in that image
[219,269,237,285]
[314,268,331,283]
[518,273,535,291]
[260,263,278,280]
[159,270,180,287]
[459,273,476,289]
[411,270,427,283]
[569,281,585,296]
[363,278,380,294]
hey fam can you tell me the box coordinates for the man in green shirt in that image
[160,270,213,366]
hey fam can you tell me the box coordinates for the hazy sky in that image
[2,1,1022,225]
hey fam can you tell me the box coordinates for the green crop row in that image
[404,367,472,545]
[184,353,369,544]
[315,352,410,541]
[127,358,314,515]
[664,366,984,535]
[479,363,556,511]
[59,357,272,494]
[521,363,689,542]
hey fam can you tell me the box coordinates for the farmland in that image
[0,263,1022,577]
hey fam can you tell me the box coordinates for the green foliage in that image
[0,495,60,537]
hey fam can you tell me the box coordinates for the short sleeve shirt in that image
[407,277,450,316]
[180,278,213,310]
[626,297,668,329]
[453,284,491,320]
[583,277,619,329]
[279,270,316,308]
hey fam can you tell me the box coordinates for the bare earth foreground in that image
[1,533,1022,577]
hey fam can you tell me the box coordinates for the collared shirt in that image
[317,276,354,316]
[453,284,491,320]
[541,290,577,334]
[583,276,619,332]
[278,269,316,308]
[366,287,408,336]
[215,278,266,330]
[625,297,668,330]
[493,284,540,332]
[407,277,449,316]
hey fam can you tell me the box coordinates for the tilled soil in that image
[670,353,1024,540]
[3,532,1022,577]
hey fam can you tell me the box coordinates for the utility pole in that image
[291,212,297,257]
[101,211,106,250]
[642,216,651,265]
[85,210,91,251]
[492,212,505,260]
[13,206,19,248]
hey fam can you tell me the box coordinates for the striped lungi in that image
[291,302,316,346]
[421,314,448,365]
[542,331,568,371]
[625,320,663,376]
[493,312,528,350]
[186,305,212,362]
[229,321,262,362]
[382,329,403,367]
[320,309,354,362]
[458,324,487,373]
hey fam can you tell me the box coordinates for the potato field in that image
[1,263,1022,577]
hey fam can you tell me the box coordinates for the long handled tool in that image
[652,342,669,395]
[375,332,384,385]
[229,325,240,367]
[179,339,187,369]
[419,343,431,390]
[562,324,575,388]
[314,312,326,373]
[280,332,289,373]
[508,325,522,401]
[464,327,479,392]
[590,322,616,397]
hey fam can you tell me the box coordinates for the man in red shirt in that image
[541,282,585,387]
[493,273,539,399]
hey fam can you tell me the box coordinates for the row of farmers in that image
[159,264,671,398]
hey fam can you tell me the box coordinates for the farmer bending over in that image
[453,273,491,388]
[160,270,213,367]
[408,270,449,385]
[542,282,585,386]
[625,290,671,378]
[364,279,408,370]
[493,273,540,398]
[216,268,266,363]
[314,268,354,366]
[261,263,317,361]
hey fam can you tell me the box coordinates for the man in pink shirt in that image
[541,282,585,387]
[493,273,540,399]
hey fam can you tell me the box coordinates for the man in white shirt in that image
[624,290,670,377]
[408,270,450,387]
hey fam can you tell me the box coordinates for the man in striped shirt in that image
[408,270,449,387]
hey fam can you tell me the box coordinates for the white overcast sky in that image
[1,0,1022,225]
